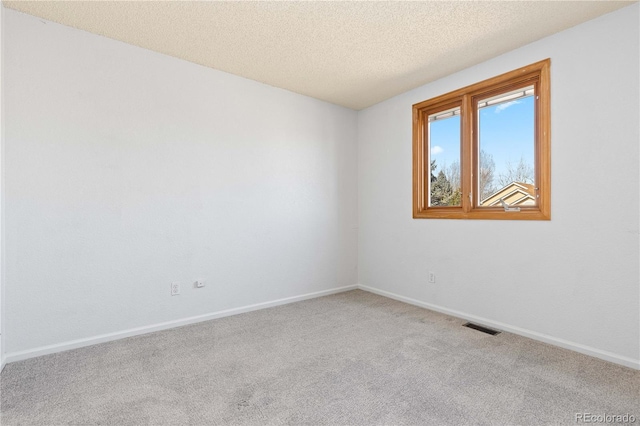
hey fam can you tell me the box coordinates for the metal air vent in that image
[463,322,501,336]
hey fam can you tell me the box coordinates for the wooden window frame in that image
[412,59,551,220]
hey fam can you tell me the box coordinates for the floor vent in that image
[463,322,501,336]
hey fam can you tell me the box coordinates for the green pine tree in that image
[430,170,453,206]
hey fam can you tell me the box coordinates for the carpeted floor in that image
[1,290,638,425]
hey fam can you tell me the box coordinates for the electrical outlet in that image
[171,282,181,296]
[194,280,205,289]
[428,272,436,284]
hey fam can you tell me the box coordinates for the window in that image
[412,59,550,220]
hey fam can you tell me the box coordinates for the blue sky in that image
[429,96,534,183]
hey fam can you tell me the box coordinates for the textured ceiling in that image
[4,1,635,110]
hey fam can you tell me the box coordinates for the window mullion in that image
[460,94,473,213]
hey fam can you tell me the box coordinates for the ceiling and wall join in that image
[2,0,634,110]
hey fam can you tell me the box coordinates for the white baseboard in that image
[3,285,358,366]
[358,284,640,371]
[5,284,638,371]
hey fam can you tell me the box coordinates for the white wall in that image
[3,9,358,356]
[358,4,639,368]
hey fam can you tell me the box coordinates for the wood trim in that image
[538,59,551,220]
[412,107,421,217]
[460,94,472,213]
[412,59,551,220]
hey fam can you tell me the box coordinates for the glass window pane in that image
[428,108,461,207]
[477,86,536,207]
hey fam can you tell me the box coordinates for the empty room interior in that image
[0,1,639,425]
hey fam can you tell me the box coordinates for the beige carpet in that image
[1,290,638,425]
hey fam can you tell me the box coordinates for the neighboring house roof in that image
[481,182,536,207]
